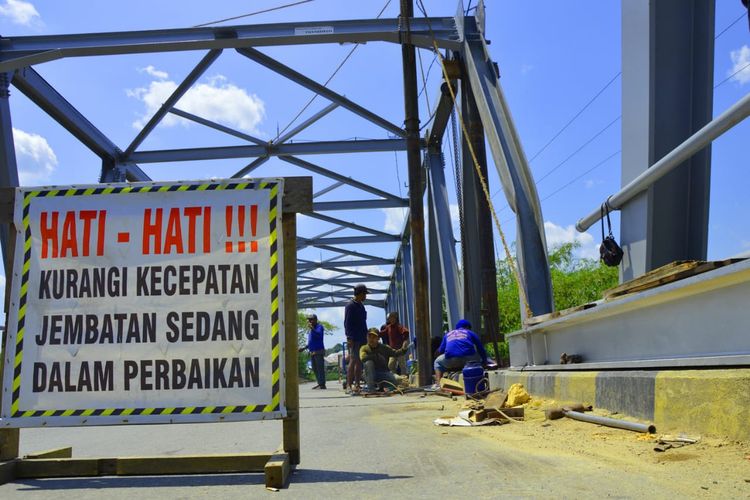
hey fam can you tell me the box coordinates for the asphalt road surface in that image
[1,383,746,498]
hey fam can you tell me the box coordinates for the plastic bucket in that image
[462,362,485,395]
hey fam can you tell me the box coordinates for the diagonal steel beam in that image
[276,102,339,144]
[297,258,393,270]
[301,235,400,246]
[301,212,397,238]
[169,107,265,145]
[125,49,222,155]
[298,299,385,309]
[307,243,391,261]
[232,156,269,178]
[280,155,402,201]
[11,67,120,160]
[313,181,345,199]
[298,276,388,286]
[237,47,406,138]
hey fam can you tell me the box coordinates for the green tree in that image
[496,242,619,335]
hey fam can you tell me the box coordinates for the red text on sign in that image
[39,210,107,259]
[142,206,212,255]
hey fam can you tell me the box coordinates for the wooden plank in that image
[264,452,290,489]
[25,447,72,459]
[115,453,270,475]
[605,259,745,299]
[282,212,301,465]
[526,302,597,326]
[604,261,698,298]
[0,178,313,219]
[0,459,17,485]
[16,458,100,478]
[282,176,313,213]
[15,453,272,478]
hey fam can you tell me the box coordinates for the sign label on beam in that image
[294,26,334,36]
[1,179,286,427]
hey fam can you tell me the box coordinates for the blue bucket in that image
[462,362,485,395]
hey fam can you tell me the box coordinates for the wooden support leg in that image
[264,452,290,489]
[0,428,19,461]
[282,212,300,465]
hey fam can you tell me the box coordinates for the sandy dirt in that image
[444,395,750,498]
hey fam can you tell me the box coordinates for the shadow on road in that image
[13,469,411,490]
[14,474,264,490]
[291,469,411,483]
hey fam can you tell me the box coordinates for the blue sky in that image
[0,0,748,347]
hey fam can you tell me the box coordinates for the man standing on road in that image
[379,311,410,375]
[299,313,326,390]
[360,328,409,393]
[433,319,487,384]
[344,284,368,393]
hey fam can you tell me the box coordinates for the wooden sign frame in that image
[0,176,310,489]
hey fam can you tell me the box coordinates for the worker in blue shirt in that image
[344,284,368,393]
[299,313,326,389]
[433,319,487,384]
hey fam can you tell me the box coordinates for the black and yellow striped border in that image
[8,180,282,420]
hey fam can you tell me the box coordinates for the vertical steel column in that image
[459,79,483,331]
[402,243,416,337]
[620,0,714,281]
[427,181,445,338]
[0,72,19,277]
[401,0,431,385]
[460,77,499,341]
[427,151,462,328]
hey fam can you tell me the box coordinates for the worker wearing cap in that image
[299,313,326,389]
[344,284,369,393]
[433,319,487,384]
[360,328,409,393]
[379,311,410,375]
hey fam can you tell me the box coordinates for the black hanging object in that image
[599,200,623,267]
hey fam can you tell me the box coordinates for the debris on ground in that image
[654,434,701,452]
[506,383,531,406]
[434,409,504,427]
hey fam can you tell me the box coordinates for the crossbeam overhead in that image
[0,17,463,73]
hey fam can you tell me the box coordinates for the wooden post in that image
[0,212,19,462]
[282,211,300,465]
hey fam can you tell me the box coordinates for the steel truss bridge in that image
[1,1,749,385]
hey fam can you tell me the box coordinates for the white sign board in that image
[1,179,285,427]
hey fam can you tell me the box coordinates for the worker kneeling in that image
[360,328,409,394]
[434,319,488,383]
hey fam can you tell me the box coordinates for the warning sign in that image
[0,179,285,427]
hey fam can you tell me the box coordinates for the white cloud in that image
[139,65,169,80]
[544,221,599,260]
[128,71,266,134]
[584,179,595,189]
[13,128,57,184]
[728,45,750,85]
[0,0,39,25]
[382,207,406,233]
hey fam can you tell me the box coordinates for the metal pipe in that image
[564,410,656,434]
[577,91,750,232]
